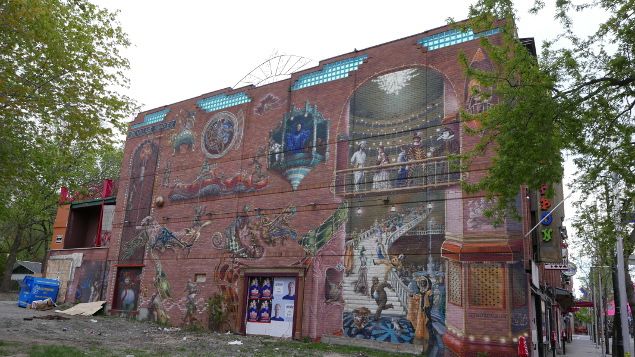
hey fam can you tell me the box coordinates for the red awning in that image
[575,301,594,308]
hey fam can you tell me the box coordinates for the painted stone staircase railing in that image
[342,211,428,314]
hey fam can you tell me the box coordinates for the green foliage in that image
[29,344,86,357]
[459,1,634,229]
[0,0,133,291]
[575,307,593,325]
[206,293,229,332]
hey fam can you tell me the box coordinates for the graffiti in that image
[169,153,269,201]
[254,93,284,116]
[211,205,297,259]
[201,110,244,158]
[268,101,329,190]
[74,261,105,303]
[171,111,196,155]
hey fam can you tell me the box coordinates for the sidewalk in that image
[562,334,605,356]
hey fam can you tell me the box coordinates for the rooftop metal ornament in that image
[234,53,314,88]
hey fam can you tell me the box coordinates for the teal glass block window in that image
[291,55,368,91]
[418,28,500,51]
[131,108,170,129]
[197,92,252,113]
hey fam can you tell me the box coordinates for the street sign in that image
[563,262,577,277]
[544,263,568,270]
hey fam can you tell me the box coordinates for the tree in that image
[0,0,134,291]
[0,0,135,188]
[458,0,633,218]
[460,0,634,349]
[0,142,124,291]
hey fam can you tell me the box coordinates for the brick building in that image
[46,20,573,357]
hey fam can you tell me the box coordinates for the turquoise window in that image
[197,92,252,113]
[418,28,500,51]
[291,55,368,91]
[131,108,170,129]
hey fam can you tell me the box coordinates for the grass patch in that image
[29,345,86,357]
[258,338,408,357]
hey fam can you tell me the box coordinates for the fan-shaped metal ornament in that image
[234,54,314,88]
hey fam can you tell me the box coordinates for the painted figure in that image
[372,146,391,190]
[119,272,137,311]
[325,275,343,304]
[350,307,372,338]
[247,300,258,322]
[374,254,405,282]
[249,278,260,299]
[350,141,367,192]
[283,281,295,300]
[375,238,386,260]
[408,133,426,161]
[271,303,284,321]
[396,146,409,187]
[286,123,312,154]
[415,276,434,351]
[261,278,273,299]
[183,279,198,326]
[269,138,283,163]
[354,246,369,296]
[370,276,394,320]
[344,240,355,277]
[259,300,271,322]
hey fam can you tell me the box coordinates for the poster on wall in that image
[245,276,296,338]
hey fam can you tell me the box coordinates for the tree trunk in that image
[0,229,22,292]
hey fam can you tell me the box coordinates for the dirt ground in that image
[0,300,403,357]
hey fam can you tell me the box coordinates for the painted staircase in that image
[342,211,427,314]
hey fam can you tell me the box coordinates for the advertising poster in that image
[245,276,296,338]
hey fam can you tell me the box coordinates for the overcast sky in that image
[93,0,608,292]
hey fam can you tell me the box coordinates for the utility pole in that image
[613,172,632,357]
[616,237,631,357]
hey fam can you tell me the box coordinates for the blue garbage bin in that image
[17,276,60,308]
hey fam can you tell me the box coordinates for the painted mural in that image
[211,205,297,259]
[113,267,142,312]
[168,150,269,201]
[138,208,214,326]
[339,67,460,196]
[201,110,244,158]
[171,111,197,155]
[333,67,456,355]
[254,93,285,116]
[268,101,329,190]
[340,193,447,353]
[119,140,159,262]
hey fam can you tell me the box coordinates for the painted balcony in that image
[335,156,461,196]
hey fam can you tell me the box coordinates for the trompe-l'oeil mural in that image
[268,101,329,190]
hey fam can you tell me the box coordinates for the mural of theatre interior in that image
[338,67,457,356]
[96,25,529,357]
